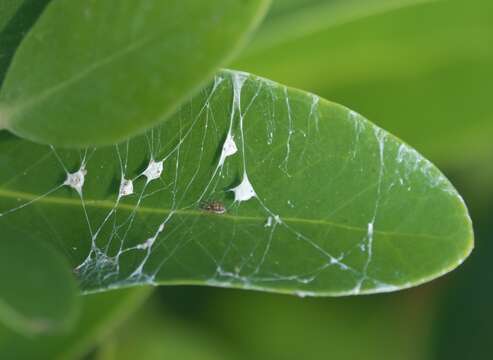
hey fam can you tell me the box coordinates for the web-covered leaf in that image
[0,70,473,296]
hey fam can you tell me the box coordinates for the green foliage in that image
[205,288,434,360]
[252,0,432,52]
[0,0,51,83]
[431,199,493,360]
[0,0,482,358]
[92,285,436,360]
[0,287,151,360]
[0,1,24,31]
[0,235,78,335]
[235,0,493,166]
[96,295,236,360]
[0,70,472,297]
[0,0,269,147]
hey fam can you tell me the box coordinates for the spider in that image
[200,200,226,214]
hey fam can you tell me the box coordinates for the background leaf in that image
[0,70,472,296]
[0,0,24,31]
[250,0,432,53]
[236,0,493,168]
[0,0,52,84]
[89,284,436,360]
[0,235,79,335]
[193,286,434,360]
[95,293,237,360]
[0,0,270,147]
[0,286,151,360]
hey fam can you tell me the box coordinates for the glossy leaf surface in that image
[0,0,269,147]
[0,70,473,296]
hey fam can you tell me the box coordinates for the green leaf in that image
[0,1,23,31]
[249,0,432,53]
[0,287,152,360]
[236,0,493,167]
[0,0,52,84]
[0,235,79,335]
[0,70,473,296]
[0,0,270,147]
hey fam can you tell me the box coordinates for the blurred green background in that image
[3,0,493,359]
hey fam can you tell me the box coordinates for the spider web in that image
[0,70,463,296]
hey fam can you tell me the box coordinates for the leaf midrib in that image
[0,187,452,241]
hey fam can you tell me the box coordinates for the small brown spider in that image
[200,201,226,214]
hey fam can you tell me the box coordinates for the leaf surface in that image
[0,0,52,85]
[0,0,23,31]
[0,70,473,296]
[0,0,269,147]
[0,234,79,335]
